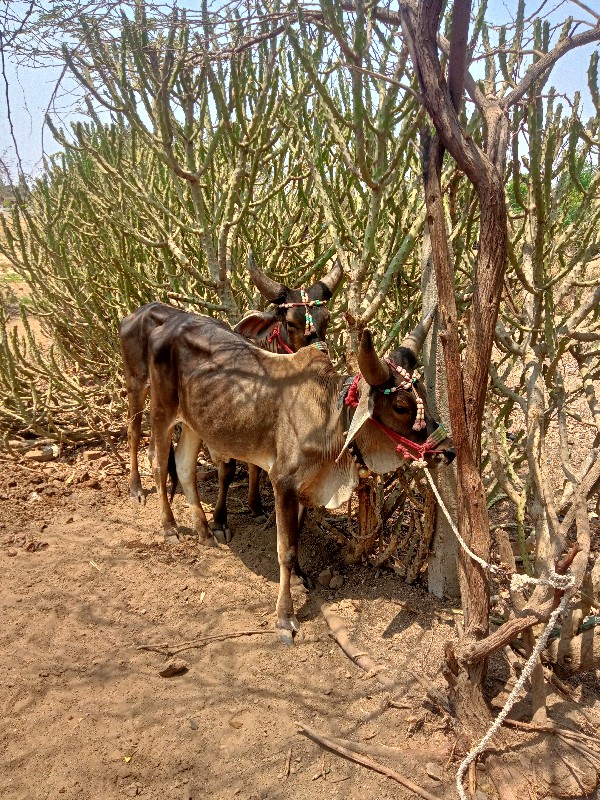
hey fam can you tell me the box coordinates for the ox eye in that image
[392,405,410,416]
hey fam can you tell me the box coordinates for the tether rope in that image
[421,466,576,800]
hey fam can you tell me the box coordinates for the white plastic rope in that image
[422,467,576,800]
[454,589,572,800]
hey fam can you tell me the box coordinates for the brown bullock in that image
[119,256,343,529]
[147,313,454,642]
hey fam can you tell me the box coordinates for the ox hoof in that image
[211,526,232,545]
[277,629,296,646]
[276,615,301,645]
[250,512,267,524]
[130,488,146,506]
[199,534,217,548]
[163,529,181,543]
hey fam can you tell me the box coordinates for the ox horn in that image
[358,329,391,387]
[318,258,344,297]
[400,305,437,357]
[247,251,288,302]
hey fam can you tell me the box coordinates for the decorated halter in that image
[343,372,447,467]
[277,289,326,337]
[267,324,294,354]
[267,323,329,355]
[382,358,426,431]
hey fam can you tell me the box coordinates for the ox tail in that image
[168,442,178,502]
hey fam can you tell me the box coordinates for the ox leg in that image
[291,504,313,590]
[151,422,180,542]
[127,382,148,503]
[175,425,214,547]
[247,464,267,523]
[211,459,235,544]
[273,479,301,645]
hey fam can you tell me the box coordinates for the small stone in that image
[39,671,50,678]
[189,719,198,730]
[124,783,139,797]
[159,659,188,677]
[344,670,352,679]
[7,548,17,557]
[329,574,344,590]
[197,468,218,482]
[65,517,74,524]
[425,762,444,781]
[25,446,58,463]
[83,449,105,462]
[318,569,332,588]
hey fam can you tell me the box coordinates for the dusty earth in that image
[1,446,600,800]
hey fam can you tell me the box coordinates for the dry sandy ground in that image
[1,449,599,800]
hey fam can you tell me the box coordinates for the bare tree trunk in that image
[401,0,508,734]
[421,224,460,599]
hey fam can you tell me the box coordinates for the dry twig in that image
[136,629,276,657]
[298,723,441,800]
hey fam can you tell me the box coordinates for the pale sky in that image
[1,1,599,178]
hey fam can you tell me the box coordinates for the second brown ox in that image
[147,312,454,643]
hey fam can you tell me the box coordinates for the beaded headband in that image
[277,288,326,336]
[383,358,426,431]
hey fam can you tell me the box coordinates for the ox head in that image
[341,310,455,471]
[236,253,343,353]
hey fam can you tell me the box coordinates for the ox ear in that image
[400,305,437,358]
[357,329,390,387]
[247,251,288,303]
[316,258,344,299]
[337,378,373,461]
[234,310,278,340]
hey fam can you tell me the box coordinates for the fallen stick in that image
[312,732,449,765]
[137,629,276,656]
[408,669,452,715]
[559,739,600,771]
[502,718,598,742]
[544,669,600,728]
[320,603,399,692]
[284,747,292,779]
[298,723,441,800]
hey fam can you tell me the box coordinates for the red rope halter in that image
[266,323,294,354]
[344,373,442,465]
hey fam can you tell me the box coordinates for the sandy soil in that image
[0,448,462,800]
[2,446,600,800]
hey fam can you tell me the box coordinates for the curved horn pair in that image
[358,307,437,386]
[247,252,344,302]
